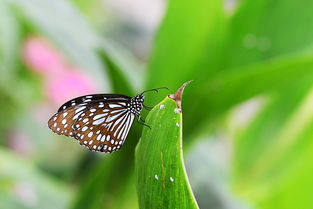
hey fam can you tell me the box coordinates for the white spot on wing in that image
[93,114,107,120]
[75,106,86,114]
[106,113,123,123]
[93,118,105,125]
[96,134,102,141]
[109,104,121,108]
[82,126,88,132]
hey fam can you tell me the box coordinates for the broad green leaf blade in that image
[223,0,313,69]
[230,77,313,209]
[136,83,198,209]
[183,54,313,143]
[146,0,225,96]
[70,123,142,209]
[233,78,313,180]
[99,40,144,92]
[97,49,134,95]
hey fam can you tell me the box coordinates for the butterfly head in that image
[130,94,144,115]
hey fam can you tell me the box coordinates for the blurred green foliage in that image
[0,0,313,208]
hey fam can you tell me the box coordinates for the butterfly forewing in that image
[57,94,131,112]
[48,104,88,137]
[48,95,136,153]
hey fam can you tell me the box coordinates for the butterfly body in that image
[48,93,145,153]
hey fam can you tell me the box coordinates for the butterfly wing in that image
[57,94,131,112]
[73,102,135,153]
[48,104,87,137]
[48,94,135,153]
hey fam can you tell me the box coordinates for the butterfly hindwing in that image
[73,101,135,153]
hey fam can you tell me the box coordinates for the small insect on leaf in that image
[48,87,168,153]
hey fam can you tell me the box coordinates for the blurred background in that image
[1,0,313,209]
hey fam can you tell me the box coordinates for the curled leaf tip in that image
[168,80,192,111]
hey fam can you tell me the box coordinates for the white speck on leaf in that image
[170,177,174,182]
[154,174,159,180]
[176,123,180,127]
[160,104,165,109]
[243,34,257,48]
[174,108,181,113]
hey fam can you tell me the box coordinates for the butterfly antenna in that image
[141,87,169,94]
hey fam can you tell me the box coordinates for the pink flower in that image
[23,37,65,75]
[23,36,97,105]
[46,70,96,105]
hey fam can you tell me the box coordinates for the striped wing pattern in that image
[48,95,135,153]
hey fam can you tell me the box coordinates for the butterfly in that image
[48,87,167,153]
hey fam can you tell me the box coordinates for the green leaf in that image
[146,0,313,146]
[97,49,134,95]
[70,124,142,209]
[99,40,144,92]
[145,0,225,96]
[222,0,313,69]
[233,76,313,181]
[135,82,199,209]
[183,54,313,143]
[231,76,313,208]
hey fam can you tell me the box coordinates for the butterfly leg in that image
[143,104,152,111]
[137,116,151,130]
